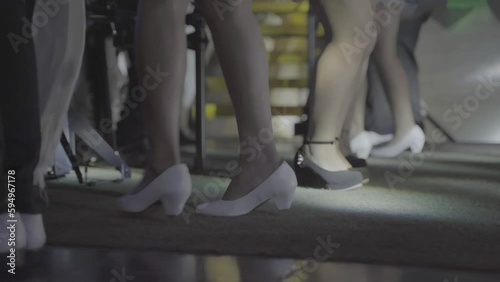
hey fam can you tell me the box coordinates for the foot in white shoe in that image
[370,125,425,157]
[350,132,373,159]
[19,214,46,251]
[350,131,394,159]
[0,213,27,253]
[195,162,297,217]
[366,131,393,147]
[117,164,192,216]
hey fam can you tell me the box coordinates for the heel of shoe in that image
[354,145,372,159]
[161,194,189,216]
[350,133,372,159]
[410,135,425,153]
[295,166,326,188]
[273,190,295,210]
[410,141,424,153]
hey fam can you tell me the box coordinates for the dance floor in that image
[30,143,500,275]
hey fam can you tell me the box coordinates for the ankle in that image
[239,147,280,168]
[150,160,181,175]
[394,123,417,138]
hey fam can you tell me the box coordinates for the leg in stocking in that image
[338,75,368,157]
[198,0,281,200]
[305,0,376,171]
[349,77,369,141]
[135,0,190,180]
[372,3,416,144]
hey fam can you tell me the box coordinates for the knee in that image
[334,27,378,64]
[335,36,376,65]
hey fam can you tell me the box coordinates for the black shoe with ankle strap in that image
[294,140,364,190]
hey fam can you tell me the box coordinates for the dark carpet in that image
[42,149,500,272]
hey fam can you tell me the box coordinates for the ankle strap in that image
[304,138,339,145]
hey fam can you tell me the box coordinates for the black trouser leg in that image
[0,0,41,214]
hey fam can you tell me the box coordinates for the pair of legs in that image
[136,0,280,200]
[307,0,416,170]
[348,1,416,144]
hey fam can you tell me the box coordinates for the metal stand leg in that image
[60,133,84,184]
[86,26,117,148]
[192,12,208,172]
[68,108,131,180]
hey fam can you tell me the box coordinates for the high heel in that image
[117,164,192,216]
[350,131,394,159]
[196,162,297,217]
[350,132,373,159]
[295,141,363,190]
[273,185,295,210]
[370,125,425,157]
[367,131,394,146]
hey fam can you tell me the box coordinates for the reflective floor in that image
[2,247,499,282]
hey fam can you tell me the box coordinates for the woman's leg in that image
[135,0,191,175]
[348,77,369,140]
[198,0,281,200]
[338,75,368,157]
[372,2,416,143]
[305,0,376,171]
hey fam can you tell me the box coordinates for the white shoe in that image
[350,132,373,159]
[350,131,393,159]
[20,214,46,251]
[367,131,394,146]
[0,213,27,253]
[117,164,192,216]
[196,162,297,217]
[370,125,425,157]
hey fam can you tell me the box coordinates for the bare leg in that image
[349,77,369,140]
[305,0,376,171]
[372,3,416,143]
[339,74,368,156]
[198,0,281,200]
[135,0,190,176]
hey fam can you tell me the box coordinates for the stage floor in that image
[3,143,499,281]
